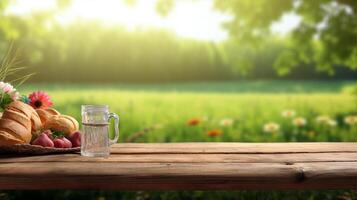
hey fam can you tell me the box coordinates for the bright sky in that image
[5,0,301,41]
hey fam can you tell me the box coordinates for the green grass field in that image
[4,80,357,200]
[20,80,357,143]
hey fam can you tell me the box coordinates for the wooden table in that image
[1,143,357,190]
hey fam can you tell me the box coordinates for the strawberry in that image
[53,138,66,148]
[69,131,81,147]
[61,137,72,148]
[31,133,54,148]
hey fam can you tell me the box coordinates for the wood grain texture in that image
[110,143,357,154]
[0,142,356,189]
[1,153,357,163]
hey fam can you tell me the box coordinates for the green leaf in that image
[273,50,298,76]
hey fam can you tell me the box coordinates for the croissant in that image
[0,101,42,145]
[44,115,79,137]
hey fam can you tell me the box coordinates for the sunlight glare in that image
[6,0,298,41]
[55,0,230,41]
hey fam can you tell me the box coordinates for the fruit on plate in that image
[34,130,74,148]
[53,138,66,148]
[61,137,72,148]
[69,131,81,147]
[44,115,79,137]
[31,133,54,147]
[36,108,60,125]
[0,101,42,145]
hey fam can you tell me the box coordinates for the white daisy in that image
[263,122,280,133]
[220,118,234,127]
[292,117,307,127]
[281,109,296,118]
[344,115,357,125]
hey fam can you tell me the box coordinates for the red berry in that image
[69,131,81,147]
[53,138,66,148]
[31,133,54,148]
[61,137,72,148]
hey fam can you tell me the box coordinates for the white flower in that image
[282,109,296,118]
[263,122,280,133]
[4,84,14,93]
[220,118,234,127]
[327,119,337,127]
[344,115,357,125]
[316,115,331,124]
[292,117,307,127]
[316,115,338,127]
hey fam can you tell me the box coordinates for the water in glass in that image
[81,105,119,157]
[81,122,110,157]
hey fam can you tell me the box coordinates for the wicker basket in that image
[0,144,80,155]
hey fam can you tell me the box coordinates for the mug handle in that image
[108,113,119,145]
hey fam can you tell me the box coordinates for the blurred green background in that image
[1,0,357,199]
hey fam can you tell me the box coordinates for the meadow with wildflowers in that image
[19,81,357,143]
[4,80,356,200]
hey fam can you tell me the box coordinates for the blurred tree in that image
[0,0,356,82]
[213,0,357,75]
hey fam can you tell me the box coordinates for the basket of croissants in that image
[0,85,81,155]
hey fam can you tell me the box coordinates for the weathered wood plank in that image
[1,143,356,189]
[111,143,357,154]
[0,162,356,189]
[296,162,357,188]
[1,153,357,164]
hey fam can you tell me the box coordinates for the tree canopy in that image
[157,0,357,75]
[216,0,357,74]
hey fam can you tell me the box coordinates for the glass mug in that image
[81,105,119,157]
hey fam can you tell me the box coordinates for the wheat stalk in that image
[0,42,35,87]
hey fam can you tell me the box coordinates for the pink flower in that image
[28,91,53,109]
[0,82,15,93]
[3,84,14,93]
